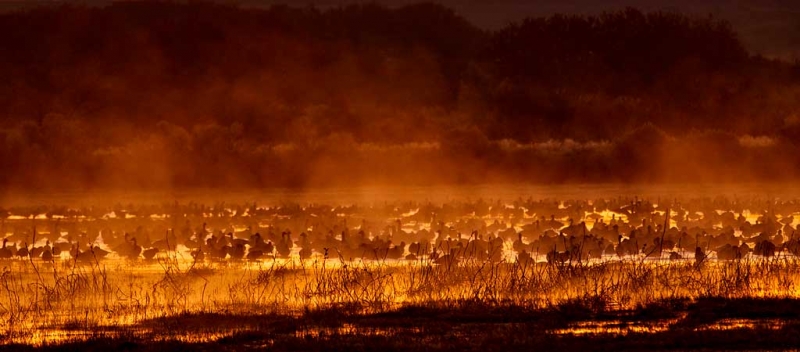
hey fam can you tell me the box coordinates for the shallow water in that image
[3,183,800,347]
[4,183,800,207]
[11,314,797,347]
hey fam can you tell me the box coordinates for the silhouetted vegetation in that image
[1,2,799,189]
[2,192,800,348]
[4,297,800,351]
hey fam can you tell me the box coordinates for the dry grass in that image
[1,253,800,348]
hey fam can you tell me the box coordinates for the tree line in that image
[0,2,799,189]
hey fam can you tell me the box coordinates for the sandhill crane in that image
[0,239,12,259]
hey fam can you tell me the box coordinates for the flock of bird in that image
[1,196,799,265]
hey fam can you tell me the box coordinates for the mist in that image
[0,2,799,193]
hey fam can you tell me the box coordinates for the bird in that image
[70,244,94,263]
[246,249,264,261]
[90,244,110,260]
[41,247,53,262]
[16,242,29,258]
[229,243,246,260]
[119,238,142,259]
[695,246,706,266]
[142,247,159,260]
[0,239,12,259]
[754,240,776,257]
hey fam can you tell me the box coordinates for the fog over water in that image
[0,2,799,192]
[5,183,800,207]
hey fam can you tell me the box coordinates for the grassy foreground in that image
[3,253,800,350]
[2,297,800,351]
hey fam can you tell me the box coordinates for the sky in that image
[1,1,798,58]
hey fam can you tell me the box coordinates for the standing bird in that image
[41,246,53,262]
[16,242,29,259]
[246,249,264,261]
[229,243,246,260]
[695,246,706,266]
[119,238,142,259]
[0,239,12,259]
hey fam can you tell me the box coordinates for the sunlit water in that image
[3,183,800,346]
[5,183,800,206]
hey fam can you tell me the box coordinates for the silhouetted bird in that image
[0,239,12,259]
[695,246,706,266]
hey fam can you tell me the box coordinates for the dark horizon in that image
[0,1,799,191]
[3,0,799,59]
